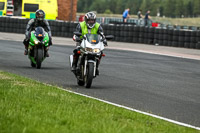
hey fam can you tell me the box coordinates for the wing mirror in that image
[105,35,114,40]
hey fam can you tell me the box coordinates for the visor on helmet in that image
[37,14,44,21]
[35,9,45,21]
[85,12,96,29]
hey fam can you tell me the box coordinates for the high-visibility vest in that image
[80,21,100,36]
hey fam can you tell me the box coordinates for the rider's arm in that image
[97,25,107,46]
[44,20,52,37]
[97,25,104,35]
[148,15,152,19]
[73,23,82,42]
[76,23,82,33]
[25,19,34,39]
[43,20,53,45]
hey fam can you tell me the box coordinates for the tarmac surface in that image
[0,32,200,60]
[0,32,200,128]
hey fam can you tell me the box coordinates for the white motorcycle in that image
[69,32,113,88]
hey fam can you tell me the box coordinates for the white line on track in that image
[46,84,200,130]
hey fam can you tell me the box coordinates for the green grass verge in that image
[0,71,199,133]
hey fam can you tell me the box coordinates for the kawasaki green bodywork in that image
[29,32,49,47]
[28,31,49,65]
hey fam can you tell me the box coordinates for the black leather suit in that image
[23,19,52,46]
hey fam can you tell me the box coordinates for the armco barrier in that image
[0,17,200,50]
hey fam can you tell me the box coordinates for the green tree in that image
[175,0,185,17]
[163,0,176,17]
[107,0,119,14]
[77,0,94,12]
[186,1,193,17]
[77,0,198,18]
[89,0,107,13]
[104,9,113,14]
[193,0,200,16]
[140,0,151,13]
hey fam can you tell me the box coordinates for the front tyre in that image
[85,62,94,88]
[36,48,43,69]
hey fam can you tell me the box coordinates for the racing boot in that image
[23,39,29,55]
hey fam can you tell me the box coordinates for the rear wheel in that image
[85,62,94,88]
[36,49,43,69]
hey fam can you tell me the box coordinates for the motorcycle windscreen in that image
[35,27,45,41]
[86,34,100,44]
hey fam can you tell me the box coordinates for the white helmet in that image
[84,12,96,29]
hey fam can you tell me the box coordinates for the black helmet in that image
[35,9,45,21]
[84,12,96,29]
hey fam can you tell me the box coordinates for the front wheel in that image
[36,48,43,69]
[85,62,94,88]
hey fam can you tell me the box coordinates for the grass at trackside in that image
[0,71,199,133]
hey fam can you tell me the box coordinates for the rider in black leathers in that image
[23,9,52,56]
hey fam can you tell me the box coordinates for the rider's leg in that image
[45,46,49,57]
[23,32,31,55]
[96,53,103,75]
[72,42,81,71]
[23,39,29,55]
[45,34,52,57]
[72,49,79,71]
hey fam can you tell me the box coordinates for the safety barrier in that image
[0,17,200,49]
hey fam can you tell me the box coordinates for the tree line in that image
[77,0,200,18]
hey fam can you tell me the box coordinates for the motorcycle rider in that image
[72,12,107,75]
[23,9,52,56]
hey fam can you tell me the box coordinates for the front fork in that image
[75,54,100,78]
[29,45,48,57]
[83,55,101,77]
[84,58,97,77]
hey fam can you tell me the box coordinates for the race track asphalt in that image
[0,33,200,127]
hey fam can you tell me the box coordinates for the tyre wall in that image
[0,17,199,50]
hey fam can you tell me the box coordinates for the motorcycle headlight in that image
[93,48,100,53]
[85,48,100,53]
[85,48,93,52]
[34,40,39,44]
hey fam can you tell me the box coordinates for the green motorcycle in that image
[28,27,49,69]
